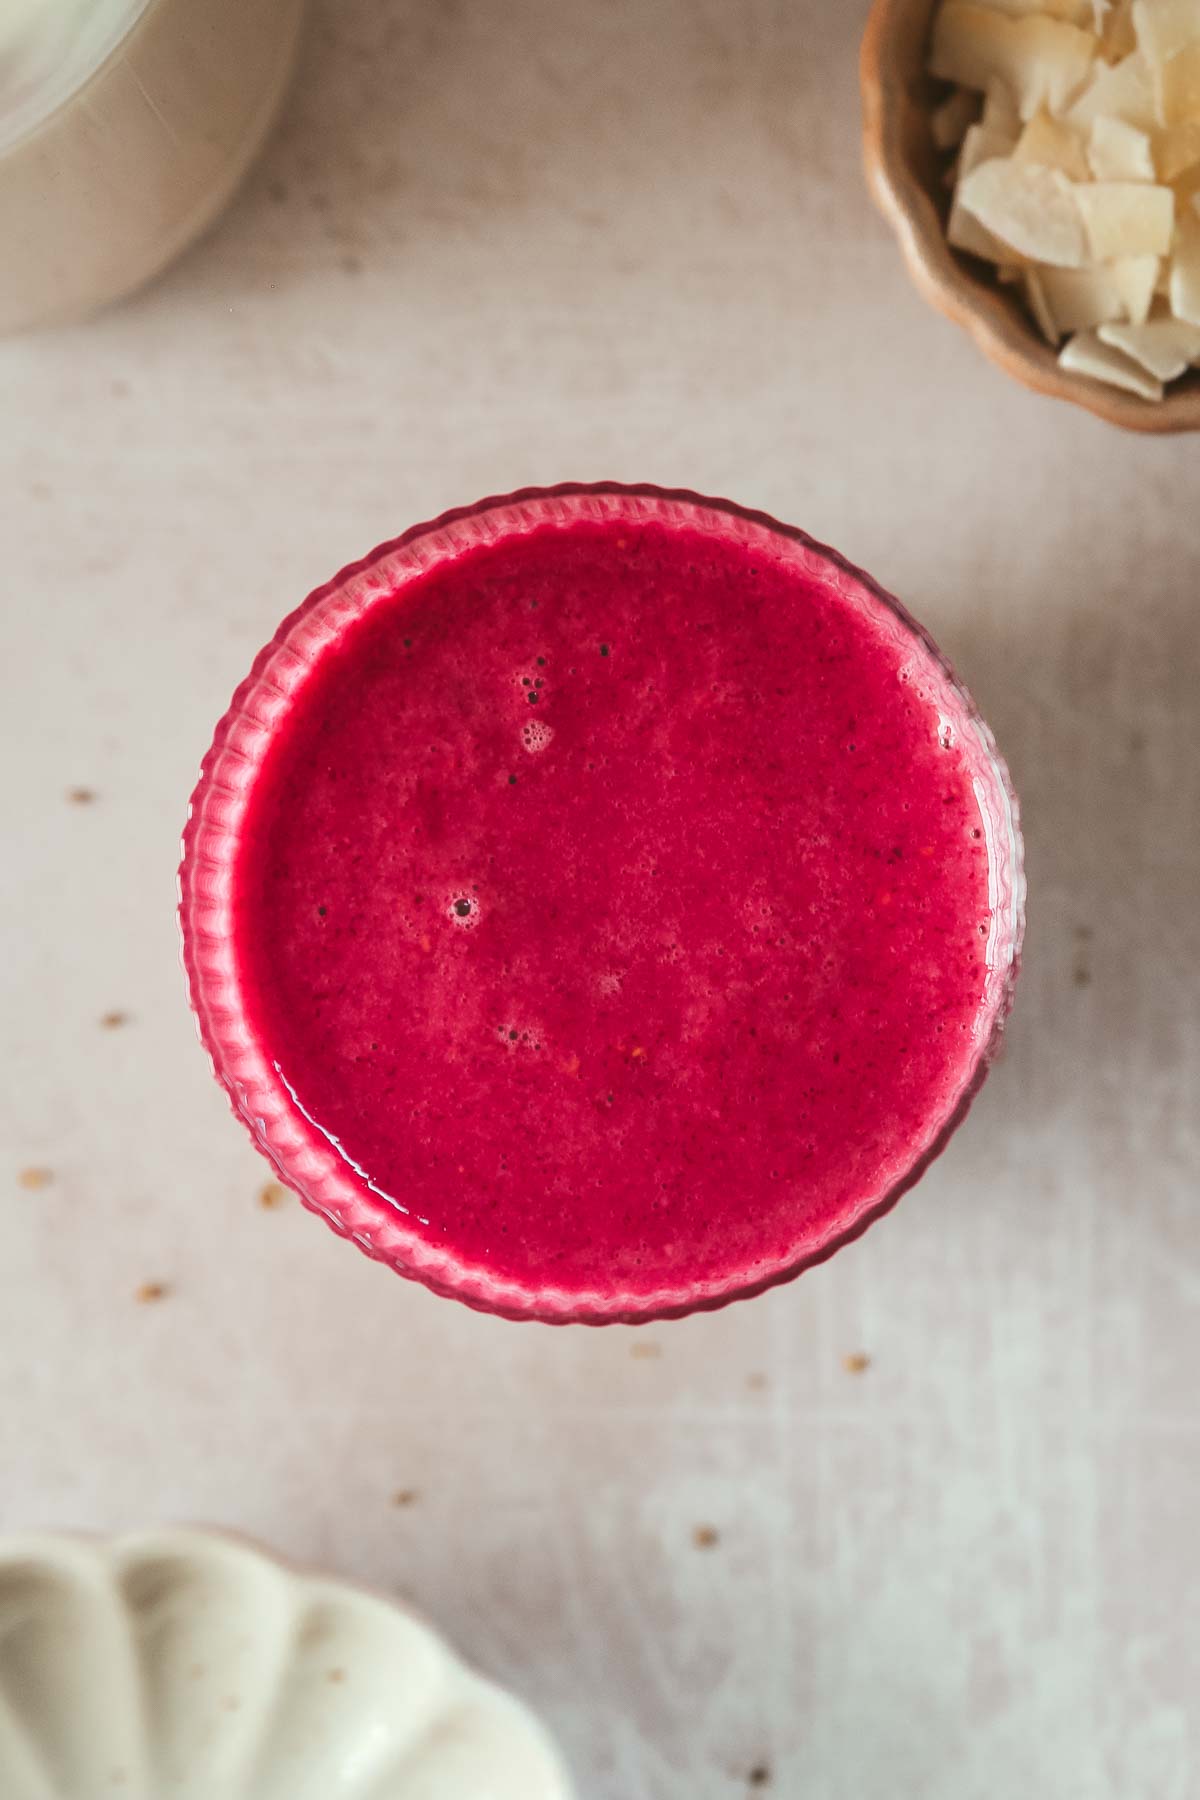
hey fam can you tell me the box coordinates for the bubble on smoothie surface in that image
[496,1023,543,1052]
[521,720,554,753]
[448,892,481,928]
[518,664,548,707]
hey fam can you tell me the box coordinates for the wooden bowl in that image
[860,0,1200,433]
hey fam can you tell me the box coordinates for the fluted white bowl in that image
[0,1529,573,1799]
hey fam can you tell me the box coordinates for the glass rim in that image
[0,0,151,157]
[178,482,1026,1325]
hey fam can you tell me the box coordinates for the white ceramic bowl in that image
[0,1529,573,1799]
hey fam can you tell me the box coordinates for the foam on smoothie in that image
[234,514,1002,1295]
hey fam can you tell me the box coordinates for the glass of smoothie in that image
[179,485,1024,1324]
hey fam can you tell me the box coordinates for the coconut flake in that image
[1067,49,1160,129]
[958,156,1089,263]
[931,5,1098,119]
[1088,113,1157,174]
[1099,307,1200,372]
[1015,107,1093,176]
[1110,252,1162,318]
[1075,177,1175,252]
[1036,263,1129,329]
[1059,326,1165,392]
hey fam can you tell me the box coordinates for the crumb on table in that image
[692,1524,720,1549]
[67,787,97,804]
[135,1281,169,1304]
[100,1010,130,1029]
[18,1166,53,1190]
[258,1181,288,1209]
[842,1351,871,1375]
[391,1488,418,1507]
[630,1339,662,1359]
[748,1764,772,1788]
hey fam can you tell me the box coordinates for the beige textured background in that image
[3,3,1198,1795]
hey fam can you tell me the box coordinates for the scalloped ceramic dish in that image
[861,0,1200,433]
[0,1529,572,1800]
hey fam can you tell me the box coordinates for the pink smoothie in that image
[201,489,1020,1317]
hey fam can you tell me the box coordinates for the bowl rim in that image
[178,481,1025,1326]
[860,0,1200,435]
